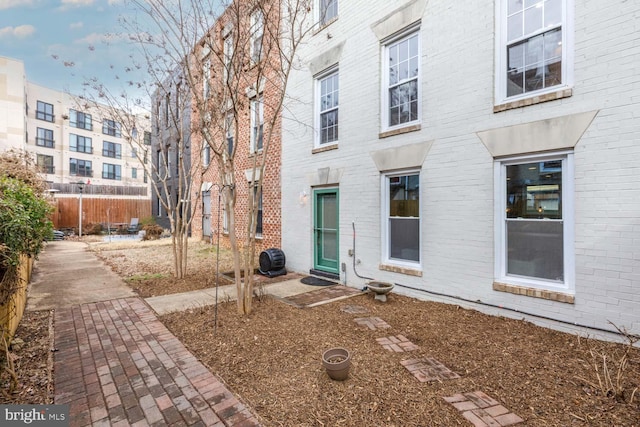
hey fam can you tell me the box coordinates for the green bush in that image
[0,177,53,269]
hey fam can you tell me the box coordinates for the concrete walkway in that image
[145,279,321,315]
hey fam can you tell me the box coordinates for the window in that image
[131,147,137,158]
[250,96,263,152]
[102,141,121,159]
[250,9,263,63]
[36,154,54,174]
[164,92,170,126]
[36,128,54,148]
[203,58,211,99]
[224,35,234,83]
[102,163,121,180]
[316,69,339,146]
[252,185,263,237]
[102,119,121,137]
[383,29,420,130]
[202,144,211,167]
[70,158,93,177]
[69,134,93,154]
[36,101,54,122]
[144,131,152,145]
[496,153,573,290]
[384,172,420,265]
[226,113,234,156]
[222,201,229,234]
[319,0,338,25]
[132,168,138,179]
[144,171,148,183]
[175,84,181,120]
[69,109,92,130]
[498,0,569,102]
[157,195,163,217]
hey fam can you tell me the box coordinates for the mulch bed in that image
[161,293,640,426]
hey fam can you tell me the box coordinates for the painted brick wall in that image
[282,0,640,336]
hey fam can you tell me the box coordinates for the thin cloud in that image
[74,32,118,45]
[70,22,84,30]
[58,0,94,10]
[61,0,94,6]
[0,25,36,39]
[0,0,36,10]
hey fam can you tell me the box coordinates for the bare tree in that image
[75,0,313,311]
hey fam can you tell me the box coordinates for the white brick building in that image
[281,0,640,338]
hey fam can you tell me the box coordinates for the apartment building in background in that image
[0,55,151,228]
[281,0,640,338]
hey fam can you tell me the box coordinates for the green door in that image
[314,189,339,273]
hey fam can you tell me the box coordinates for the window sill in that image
[494,88,572,113]
[493,281,574,304]
[379,123,421,139]
[379,264,422,277]
[313,17,338,36]
[312,143,338,154]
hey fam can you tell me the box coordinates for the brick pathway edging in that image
[54,297,260,426]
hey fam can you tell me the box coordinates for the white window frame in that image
[250,9,263,64]
[202,145,211,167]
[203,58,211,99]
[223,34,234,83]
[381,169,421,268]
[493,151,575,293]
[250,96,264,153]
[495,0,574,105]
[314,66,339,148]
[317,0,338,26]
[381,25,421,132]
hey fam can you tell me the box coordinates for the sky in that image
[0,0,148,102]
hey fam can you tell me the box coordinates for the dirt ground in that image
[2,238,640,426]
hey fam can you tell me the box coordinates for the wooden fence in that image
[51,197,152,229]
[0,254,32,346]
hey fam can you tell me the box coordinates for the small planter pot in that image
[322,347,351,381]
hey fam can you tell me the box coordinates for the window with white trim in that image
[316,68,339,146]
[318,0,338,26]
[225,113,234,156]
[203,58,211,99]
[250,96,263,153]
[495,152,574,291]
[202,143,211,166]
[224,34,233,83]
[497,0,570,103]
[250,10,263,63]
[383,171,420,265]
[382,28,420,130]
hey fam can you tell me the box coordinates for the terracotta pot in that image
[322,347,351,381]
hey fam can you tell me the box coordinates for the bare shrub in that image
[142,224,163,241]
[576,323,640,404]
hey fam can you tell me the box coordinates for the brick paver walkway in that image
[444,391,524,426]
[376,335,419,352]
[54,297,260,426]
[353,317,391,330]
[400,357,460,382]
